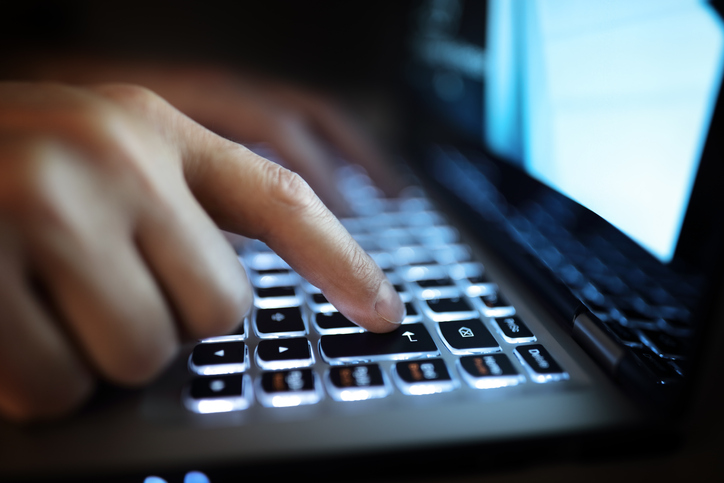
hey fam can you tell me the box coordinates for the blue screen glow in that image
[486,0,724,262]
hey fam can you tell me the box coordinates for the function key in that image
[184,374,252,413]
[255,307,306,338]
[257,369,322,407]
[437,320,500,355]
[394,359,457,395]
[189,341,247,375]
[320,323,438,364]
[514,345,569,383]
[256,337,314,370]
[493,316,536,343]
[326,364,391,401]
[458,354,524,389]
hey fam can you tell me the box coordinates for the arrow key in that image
[256,337,314,370]
[189,341,247,376]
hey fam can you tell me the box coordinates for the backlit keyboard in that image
[183,167,569,414]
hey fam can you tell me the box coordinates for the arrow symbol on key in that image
[279,346,289,353]
[214,349,225,357]
[402,331,417,342]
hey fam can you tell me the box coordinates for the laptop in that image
[2,0,723,481]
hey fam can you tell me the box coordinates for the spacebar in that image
[319,323,439,363]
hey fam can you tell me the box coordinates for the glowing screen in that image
[486,0,724,262]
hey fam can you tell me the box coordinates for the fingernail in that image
[375,280,405,324]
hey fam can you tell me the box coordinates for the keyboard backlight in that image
[340,390,371,401]
[197,400,235,414]
[408,384,444,396]
[271,395,303,407]
[471,378,518,390]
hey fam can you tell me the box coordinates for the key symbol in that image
[402,331,417,342]
[271,312,285,322]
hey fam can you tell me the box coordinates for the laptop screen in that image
[485,0,724,263]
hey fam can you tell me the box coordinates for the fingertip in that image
[374,279,405,326]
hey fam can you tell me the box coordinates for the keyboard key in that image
[257,369,322,407]
[250,269,298,288]
[326,364,391,401]
[493,316,536,343]
[514,345,569,383]
[184,374,252,413]
[394,359,457,395]
[425,296,471,312]
[478,291,515,317]
[437,320,500,354]
[256,337,314,370]
[255,286,295,298]
[640,330,688,359]
[253,285,302,309]
[416,277,455,288]
[313,311,362,334]
[394,246,435,266]
[189,341,247,375]
[431,244,471,264]
[631,348,682,383]
[319,323,439,364]
[202,318,246,342]
[458,354,524,389]
[404,302,422,322]
[423,296,477,321]
[255,307,306,337]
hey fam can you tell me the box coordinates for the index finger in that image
[184,130,405,333]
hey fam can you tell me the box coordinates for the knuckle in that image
[263,162,320,214]
[343,240,380,291]
[90,83,162,114]
[98,325,178,386]
[187,287,250,340]
[186,254,252,340]
[0,139,71,224]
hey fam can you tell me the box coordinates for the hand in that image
[0,82,405,422]
[8,55,406,213]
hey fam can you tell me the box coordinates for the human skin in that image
[0,82,405,422]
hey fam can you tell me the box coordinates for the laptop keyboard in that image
[429,145,697,384]
[182,166,570,414]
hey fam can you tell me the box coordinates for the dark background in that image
[0,0,414,89]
